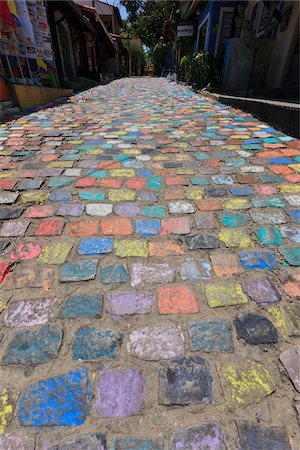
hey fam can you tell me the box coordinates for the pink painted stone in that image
[96,368,144,417]
[4,298,54,327]
[161,217,190,235]
[279,345,300,393]
[255,185,277,195]
[0,220,30,237]
[24,205,54,218]
[10,242,43,261]
[130,263,175,287]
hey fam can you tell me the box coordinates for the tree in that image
[121,0,176,52]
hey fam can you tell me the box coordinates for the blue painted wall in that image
[194,1,235,53]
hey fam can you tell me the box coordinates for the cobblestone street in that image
[0,77,299,449]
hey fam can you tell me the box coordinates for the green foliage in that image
[180,52,219,89]
[121,0,176,52]
[130,42,146,75]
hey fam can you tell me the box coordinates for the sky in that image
[109,0,128,19]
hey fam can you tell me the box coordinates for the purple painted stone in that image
[106,290,154,317]
[78,161,98,169]
[114,202,141,216]
[57,204,84,217]
[243,277,281,304]
[41,168,63,177]
[170,422,227,450]
[130,263,175,287]
[96,368,144,417]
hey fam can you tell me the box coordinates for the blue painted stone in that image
[113,437,163,449]
[252,198,285,208]
[222,210,248,227]
[287,210,300,223]
[239,251,277,270]
[188,320,233,353]
[114,155,131,162]
[158,357,212,405]
[86,170,107,178]
[78,237,113,255]
[3,325,62,364]
[257,227,282,246]
[170,422,227,450]
[226,158,245,167]
[179,258,211,280]
[99,263,128,284]
[268,158,294,165]
[123,160,143,169]
[136,219,160,236]
[49,434,107,449]
[229,186,253,196]
[143,205,165,218]
[49,190,72,202]
[190,176,209,186]
[18,369,90,426]
[59,259,98,282]
[60,154,80,160]
[236,421,292,450]
[48,177,73,188]
[263,137,279,143]
[212,175,233,185]
[279,245,300,266]
[194,152,210,161]
[59,294,102,318]
[147,177,163,189]
[295,155,300,162]
[79,191,106,201]
[242,144,262,150]
[72,328,124,361]
[136,169,152,177]
[280,226,300,242]
[18,179,43,190]
[259,173,283,183]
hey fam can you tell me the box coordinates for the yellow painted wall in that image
[10,85,73,110]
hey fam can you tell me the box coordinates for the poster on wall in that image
[0,0,58,87]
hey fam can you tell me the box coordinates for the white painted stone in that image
[169,201,195,214]
[240,166,265,173]
[64,168,81,176]
[128,325,184,360]
[250,210,288,224]
[0,192,19,204]
[284,195,300,207]
[86,203,113,217]
[130,263,175,287]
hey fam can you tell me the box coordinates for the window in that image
[197,16,208,51]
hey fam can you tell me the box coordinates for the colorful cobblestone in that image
[0,77,299,447]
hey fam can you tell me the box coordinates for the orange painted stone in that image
[164,189,185,200]
[196,199,222,211]
[68,220,99,236]
[270,166,293,175]
[99,178,123,188]
[158,285,198,314]
[101,218,133,236]
[210,252,243,277]
[126,178,146,189]
[149,241,183,257]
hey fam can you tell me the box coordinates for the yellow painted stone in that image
[222,145,240,150]
[0,171,16,179]
[47,161,74,168]
[68,140,83,144]
[288,164,300,172]
[0,297,8,313]
[88,149,103,154]
[223,198,251,210]
[153,155,169,161]
[230,134,250,139]
[176,142,189,148]
[177,168,197,175]
[123,149,141,155]
[0,388,13,435]
[267,306,288,336]
[115,239,149,257]
[39,242,72,264]
[0,151,13,156]
[218,361,275,410]
[219,229,253,248]
[186,188,204,200]
[205,284,248,308]
[108,189,136,202]
[21,191,49,204]
[278,184,300,193]
[110,168,135,178]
